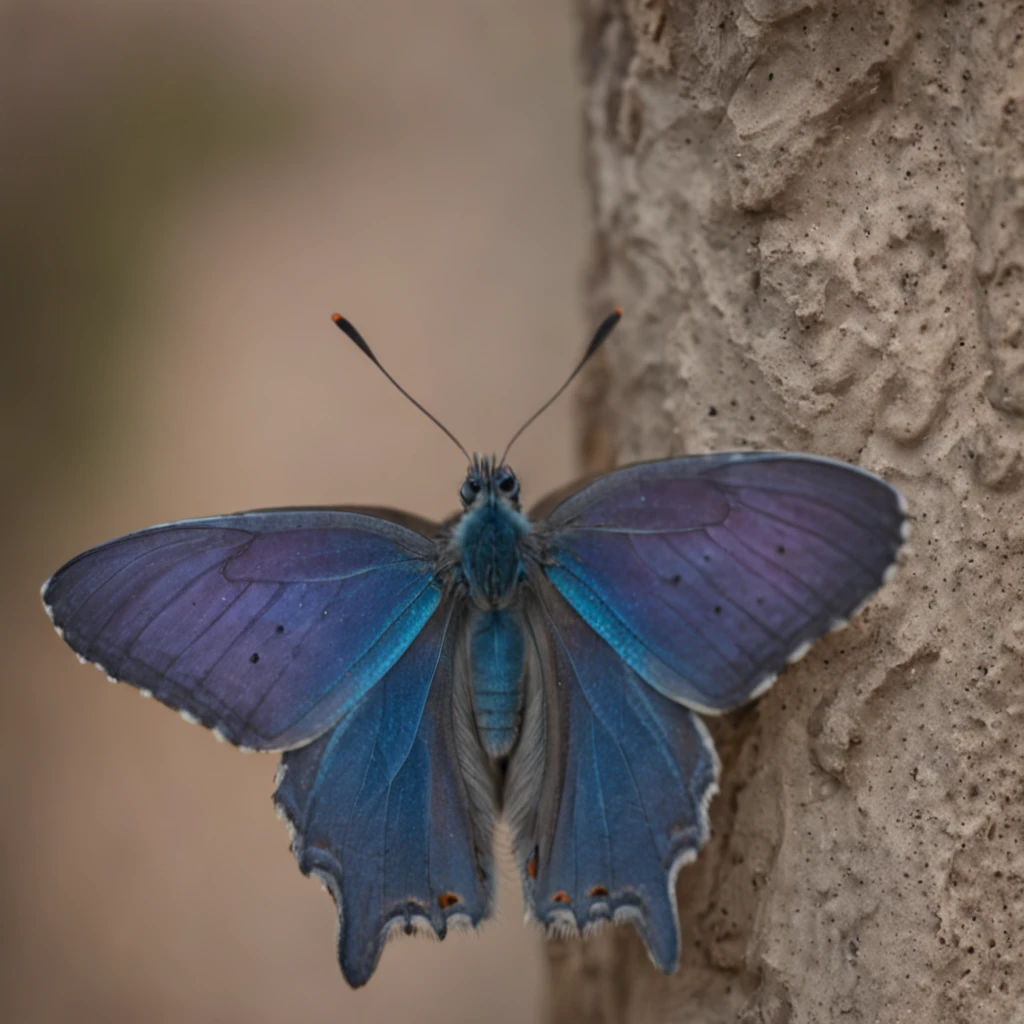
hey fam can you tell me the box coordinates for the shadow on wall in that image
[1,3,587,1022]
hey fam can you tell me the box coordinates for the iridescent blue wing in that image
[506,577,718,971]
[537,452,907,713]
[274,603,496,987]
[42,509,441,750]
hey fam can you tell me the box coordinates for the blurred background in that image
[1,2,589,1020]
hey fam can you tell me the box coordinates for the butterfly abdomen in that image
[469,609,525,758]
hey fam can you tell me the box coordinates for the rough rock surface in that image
[549,2,1024,1021]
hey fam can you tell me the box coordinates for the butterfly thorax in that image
[451,456,531,610]
[449,456,532,758]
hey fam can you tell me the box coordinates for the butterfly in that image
[42,310,908,987]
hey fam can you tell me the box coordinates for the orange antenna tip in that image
[331,313,343,323]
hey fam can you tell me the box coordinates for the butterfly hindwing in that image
[273,603,496,987]
[539,452,907,713]
[42,509,441,750]
[508,576,719,971]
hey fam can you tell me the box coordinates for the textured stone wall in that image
[550,2,1024,1021]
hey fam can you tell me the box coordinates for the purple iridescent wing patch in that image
[43,509,440,750]
[539,452,907,714]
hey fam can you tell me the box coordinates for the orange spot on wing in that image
[438,892,460,909]
[589,885,609,898]
[552,891,570,904]
[527,856,537,879]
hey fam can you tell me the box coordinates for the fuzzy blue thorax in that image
[452,456,531,758]
[452,455,531,610]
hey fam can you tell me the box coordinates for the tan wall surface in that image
[549,2,1023,1022]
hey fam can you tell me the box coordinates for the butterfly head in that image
[460,454,521,510]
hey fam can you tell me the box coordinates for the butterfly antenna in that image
[499,308,622,464]
[332,314,471,462]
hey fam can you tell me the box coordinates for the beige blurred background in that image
[1,2,589,1020]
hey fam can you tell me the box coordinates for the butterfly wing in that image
[537,452,907,713]
[274,602,496,987]
[42,509,441,750]
[506,576,718,971]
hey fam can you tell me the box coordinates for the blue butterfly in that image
[42,311,907,986]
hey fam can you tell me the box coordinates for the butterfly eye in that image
[496,469,519,499]
[460,478,481,505]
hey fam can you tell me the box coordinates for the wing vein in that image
[732,498,878,573]
[556,558,739,681]
[589,714,614,891]
[75,535,242,655]
[193,584,285,696]
[542,594,661,869]
[121,560,233,661]
[240,578,348,725]
[624,534,756,667]
[702,528,816,617]
[722,480,898,535]
[719,522,847,620]
[661,535,788,644]
[158,581,255,684]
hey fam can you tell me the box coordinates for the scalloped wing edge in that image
[520,712,721,973]
[271,759,491,988]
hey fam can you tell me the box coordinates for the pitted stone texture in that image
[552,2,1024,1022]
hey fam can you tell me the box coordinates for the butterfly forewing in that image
[537,452,907,714]
[43,509,441,750]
